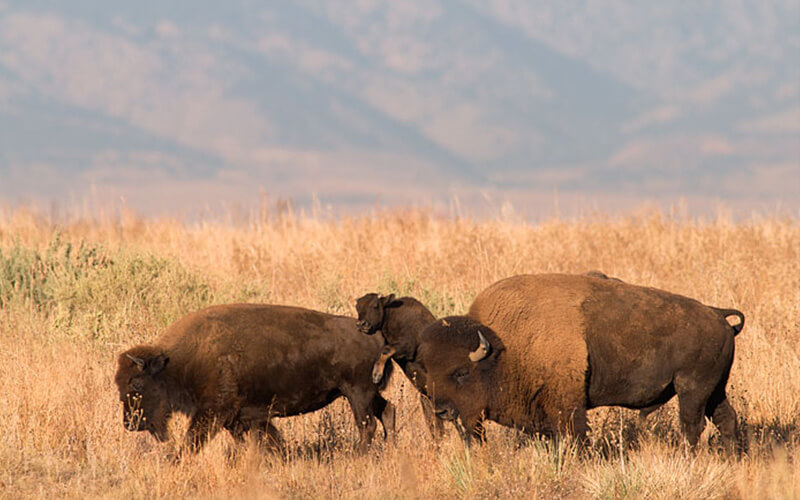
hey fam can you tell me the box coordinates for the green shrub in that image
[0,233,111,309]
[1,234,218,342]
[52,252,214,341]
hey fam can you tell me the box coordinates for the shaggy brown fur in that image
[419,274,744,450]
[115,304,395,455]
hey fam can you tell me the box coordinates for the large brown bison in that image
[355,293,450,437]
[418,273,745,450]
[115,304,395,455]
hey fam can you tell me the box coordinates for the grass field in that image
[1,203,799,499]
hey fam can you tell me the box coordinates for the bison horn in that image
[126,353,146,369]
[469,331,491,362]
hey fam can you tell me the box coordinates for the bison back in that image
[159,304,385,416]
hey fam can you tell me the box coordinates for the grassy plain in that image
[1,203,798,499]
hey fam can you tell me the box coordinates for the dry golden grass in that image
[1,203,799,499]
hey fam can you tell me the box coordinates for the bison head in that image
[418,317,503,437]
[355,293,402,335]
[114,347,171,442]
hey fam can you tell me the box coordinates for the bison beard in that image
[115,303,396,456]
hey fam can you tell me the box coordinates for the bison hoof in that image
[372,367,384,384]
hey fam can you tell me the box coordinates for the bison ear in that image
[145,354,169,375]
[382,294,403,308]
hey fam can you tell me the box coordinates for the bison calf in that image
[355,293,454,438]
[115,304,395,455]
[419,273,744,451]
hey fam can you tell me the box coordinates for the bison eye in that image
[451,368,470,385]
[129,378,144,392]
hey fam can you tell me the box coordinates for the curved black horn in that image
[469,331,491,362]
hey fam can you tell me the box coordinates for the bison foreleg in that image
[419,394,446,439]
[453,416,486,446]
[372,345,396,384]
[559,406,589,443]
[184,409,222,453]
[465,421,486,445]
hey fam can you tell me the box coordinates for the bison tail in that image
[713,307,745,336]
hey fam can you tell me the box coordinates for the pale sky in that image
[1,1,798,217]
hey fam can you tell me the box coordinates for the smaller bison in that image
[418,274,745,450]
[355,293,452,437]
[115,304,395,455]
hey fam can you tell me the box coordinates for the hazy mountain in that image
[1,1,798,216]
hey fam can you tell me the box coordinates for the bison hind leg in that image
[675,378,714,449]
[705,388,740,455]
[343,387,380,453]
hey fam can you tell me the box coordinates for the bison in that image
[355,293,452,437]
[418,273,745,450]
[115,303,395,455]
